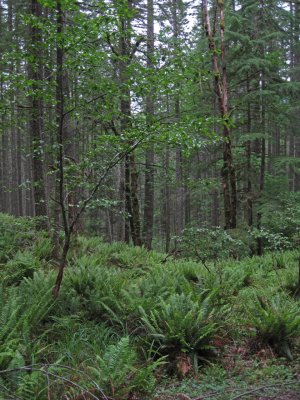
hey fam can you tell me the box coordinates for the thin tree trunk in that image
[143,0,155,249]
[257,75,266,256]
[164,146,171,253]
[53,0,69,295]
[245,75,253,226]
[119,5,142,246]
[28,0,48,220]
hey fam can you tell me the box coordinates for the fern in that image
[140,293,219,363]
[2,251,41,286]
[247,293,300,359]
[15,370,47,400]
[89,336,136,397]
[89,336,163,398]
[0,283,54,370]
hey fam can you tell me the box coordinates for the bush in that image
[247,293,300,359]
[89,336,164,398]
[1,251,41,286]
[140,293,219,370]
[178,226,248,266]
[0,214,36,263]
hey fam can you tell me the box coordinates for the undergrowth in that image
[0,214,300,399]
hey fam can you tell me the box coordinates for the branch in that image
[106,33,119,57]
[130,36,145,59]
[0,363,108,400]
[63,94,105,118]
[229,380,300,400]
[69,135,145,233]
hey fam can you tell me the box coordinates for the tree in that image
[203,0,237,229]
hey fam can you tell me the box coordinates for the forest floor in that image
[1,214,300,400]
[152,343,300,400]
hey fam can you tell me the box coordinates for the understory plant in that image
[89,336,164,398]
[140,292,219,372]
[247,292,300,359]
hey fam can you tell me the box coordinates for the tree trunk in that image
[28,0,48,220]
[203,0,237,229]
[119,4,142,246]
[245,75,253,226]
[143,0,155,249]
[257,74,266,256]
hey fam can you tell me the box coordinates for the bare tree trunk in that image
[129,152,142,246]
[172,0,185,238]
[245,75,253,226]
[53,0,68,296]
[257,74,266,256]
[28,0,48,220]
[119,4,142,246]
[293,2,300,191]
[203,0,237,229]
[143,0,155,250]
[164,146,171,253]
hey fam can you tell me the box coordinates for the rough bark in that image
[119,2,142,246]
[143,0,155,250]
[203,0,237,229]
[245,75,253,226]
[53,0,68,295]
[28,0,48,220]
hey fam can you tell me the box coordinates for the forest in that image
[1,0,300,398]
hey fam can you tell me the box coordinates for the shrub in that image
[247,293,300,359]
[31,235,54,261]
[0,213,36,263]
[140,293,219,370]
[89,336,164,398]
[178,226,247,266]
[1,251,41,286]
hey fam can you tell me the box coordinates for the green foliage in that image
[178,226,249,266]
[31,235,54,261]
[0,283,54,370]
[62,262,129,325]
[1,214,300,398]
[89,336,163,398]
[1,250,41,286]
[247,293,300,359]
[140,293,219,365]
[15,370,47,400]
[250,228,292,252]
[260,191,300,247]
[0,213,36,263]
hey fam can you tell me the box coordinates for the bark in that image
[52,0,69,293]
[293,2,300,191]
[8,0,19,216]
[245,75,253,226]
[172,0,185,237]
[203,0,237,229]
[164,146,171,253]
[0,1,7,213]
[119,2,142,246]
[143,0,155,250]
[257,75,266,256]
[28,0,48,220]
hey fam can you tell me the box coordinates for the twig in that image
[46,366,51,400]
[229,379,300,400]
[191,379,300,400]
[0,364,107,400]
